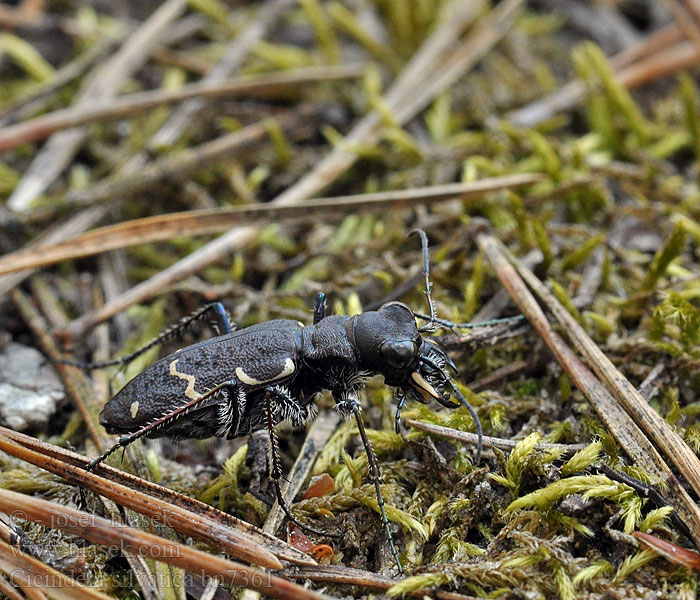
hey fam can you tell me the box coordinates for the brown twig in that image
[0,489,332,600]
[435,323,532,353]
[508,23,700,128]
[0,426,314,567]
[612,23,683,69]
[491,237,700,501]
[0,40,115,127]
[466,359,529,392]
[0,207,107,300]
[58,106,317,210]
[11,288,103,448]
[0,432,285,570]
[0,0,291,302]
[6,0,189,213]
[284,564,479,600]
[666,0,700,53]
[0,174,543,278]
[638,361,666,402]
[0,539,109,600]
[0,573,25,600]
[139,0,295,157]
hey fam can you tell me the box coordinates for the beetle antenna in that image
[418,354,482,463]
[445,380,483,464]
[351,404,404,575]
[410,229,436,332]
[413,312,525,333]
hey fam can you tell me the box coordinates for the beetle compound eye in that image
[379,340,417,369]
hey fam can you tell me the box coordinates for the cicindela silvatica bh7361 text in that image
[64,230,484,575]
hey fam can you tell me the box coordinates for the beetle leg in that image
[263,389,340,539]
[394,393,407,435]
[270,386,314,427]
[313,292,326,324]
[350,403,404,575]
[55,302,235,371]
[215,385,244,438]
[85,379,236,471]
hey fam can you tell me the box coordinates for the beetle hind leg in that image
[55,302,235,371]
[86,379,237,472]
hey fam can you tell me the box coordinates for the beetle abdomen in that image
[99,320,304,437]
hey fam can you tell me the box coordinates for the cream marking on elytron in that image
[235,358,295,386]
[169,358,201,399]
[130,401,140,419]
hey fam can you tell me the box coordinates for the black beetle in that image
[77,230,483,575]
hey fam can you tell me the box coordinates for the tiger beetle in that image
[67,230,486,575]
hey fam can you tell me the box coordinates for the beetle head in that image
[351,302,444,402]
[351,302,420,383]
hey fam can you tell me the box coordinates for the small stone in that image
[0,342,65,431]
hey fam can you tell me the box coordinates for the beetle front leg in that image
[394,393,408,435]
[347,400,404,575]
[330,389,403,573]
[313,292,326,324]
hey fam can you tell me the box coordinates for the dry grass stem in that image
[0,425,314,566]
[0,432,285,569]
[6,0,189,212]
[406,420,586,455]
[0,174,542,277]
[0,64,364,152]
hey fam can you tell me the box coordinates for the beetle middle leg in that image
[263,388,339,538]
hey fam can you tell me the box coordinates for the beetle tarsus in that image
[394,394,407,435]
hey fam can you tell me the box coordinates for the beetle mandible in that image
[78,229,483,575]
